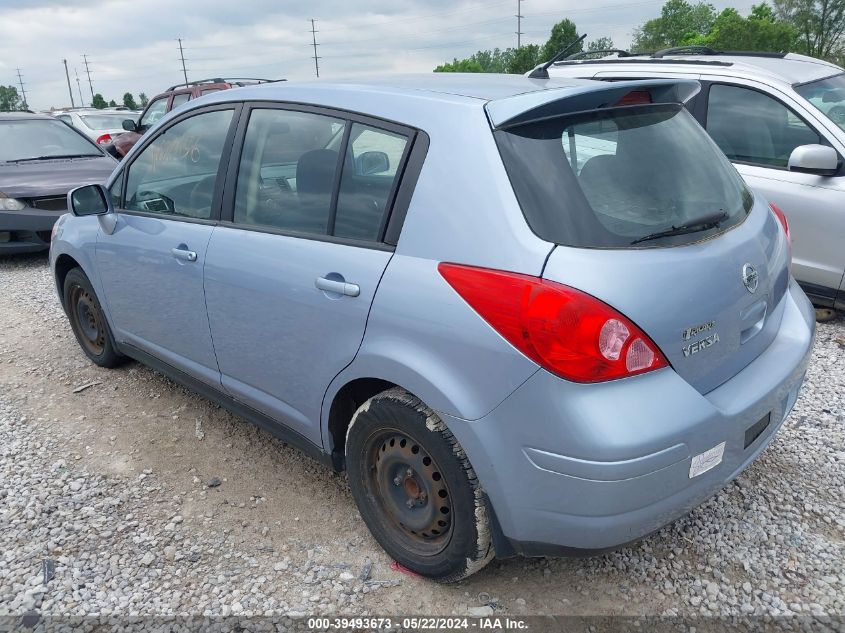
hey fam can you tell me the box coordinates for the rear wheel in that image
[345,388,494,582]
[815,308,838,323]
[63,268,124,368]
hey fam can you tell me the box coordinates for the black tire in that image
[63,268,124,368]
[815,308,838,323]
[345,387,494,582]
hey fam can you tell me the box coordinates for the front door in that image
[703,81,845,303]
[97,106,238,385]
[203,106,412,444]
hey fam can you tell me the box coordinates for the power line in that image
[310,19,320,78]
[516,0,524,49]
[177,38,189,85]
[82,54,95,101]
[15,68,28,109]
[316,16,513,46]
[62,59,75,108]
[318,0,512,32]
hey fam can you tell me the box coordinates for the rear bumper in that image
[0,207,63,254]
[443,280,816,555]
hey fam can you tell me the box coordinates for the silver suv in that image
[544,48,845,313]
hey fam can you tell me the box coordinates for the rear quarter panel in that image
[322,101,554,438]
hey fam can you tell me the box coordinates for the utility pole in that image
[516,0,524,49]
[310,19,320,78]
[75,69,84,108]
[62,59,75,108]
[15,68,28,110]
[82,54,95,101]
[177,38,188,85]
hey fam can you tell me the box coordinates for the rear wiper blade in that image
[631,210,729,245]
[8,154,101,163]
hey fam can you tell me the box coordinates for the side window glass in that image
[124,109,233,220]
[333,124,409,240]
[234,108,345,235]
[140,98,168,128]
[171,93,190,110]
[707,84,820,168]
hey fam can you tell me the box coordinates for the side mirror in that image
[68,184,112,217]
[788,144,839,176]
[356,151,390,175]
[122,119,137,132]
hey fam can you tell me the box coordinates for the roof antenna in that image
[528,33,587,79]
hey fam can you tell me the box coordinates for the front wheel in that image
[346,388,494,582]
[63,268,124,368]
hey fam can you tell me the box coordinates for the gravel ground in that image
[0,254,843,620]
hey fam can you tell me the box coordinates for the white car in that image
[53,109,140,146]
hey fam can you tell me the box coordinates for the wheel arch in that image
[325,377,397,470]
[321,346,511,470]
[54,253,82,310]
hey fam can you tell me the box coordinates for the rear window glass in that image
[495,104,753,248]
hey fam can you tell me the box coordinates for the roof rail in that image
[652,46,788,59]
[565,49,634,60]
[553,58,733,68]
[165,77,277,91]
[652,45,721,58]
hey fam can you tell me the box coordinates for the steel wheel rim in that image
[365,429,453,557]
[70,285,105,356]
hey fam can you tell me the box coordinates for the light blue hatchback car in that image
[51,74,815,582]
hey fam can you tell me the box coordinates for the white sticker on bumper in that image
[689,441,726,478]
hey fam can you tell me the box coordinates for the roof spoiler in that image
[486,79,701,130]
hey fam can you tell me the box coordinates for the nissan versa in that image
[50,75,815,582]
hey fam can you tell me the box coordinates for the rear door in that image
[96,104,240,386]
[549,112,789,393]
[493,98,791,394]
[203,104,414,444]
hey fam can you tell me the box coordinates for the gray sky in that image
[1,0,757,111]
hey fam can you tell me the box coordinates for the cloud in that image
[1,0,757,110]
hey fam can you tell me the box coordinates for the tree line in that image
[0,88,150,112]
[435,0,845,73]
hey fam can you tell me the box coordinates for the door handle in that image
[315,277,360,297]
[171,247,197,262]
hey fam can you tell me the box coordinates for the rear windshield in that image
[80,114,131,130]
[495,104,753,248]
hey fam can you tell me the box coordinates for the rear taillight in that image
[769,202,792,271]
[95,133,112,145]
[438,263,669,383]
[769,202,790,242]
[616,90,652,106]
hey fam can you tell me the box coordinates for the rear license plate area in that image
[744,413,771,449]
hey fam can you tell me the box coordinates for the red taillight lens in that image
[438,263,669,383]
[769,202,790,242]
[95,133,112,145]
[616,90,652,106]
